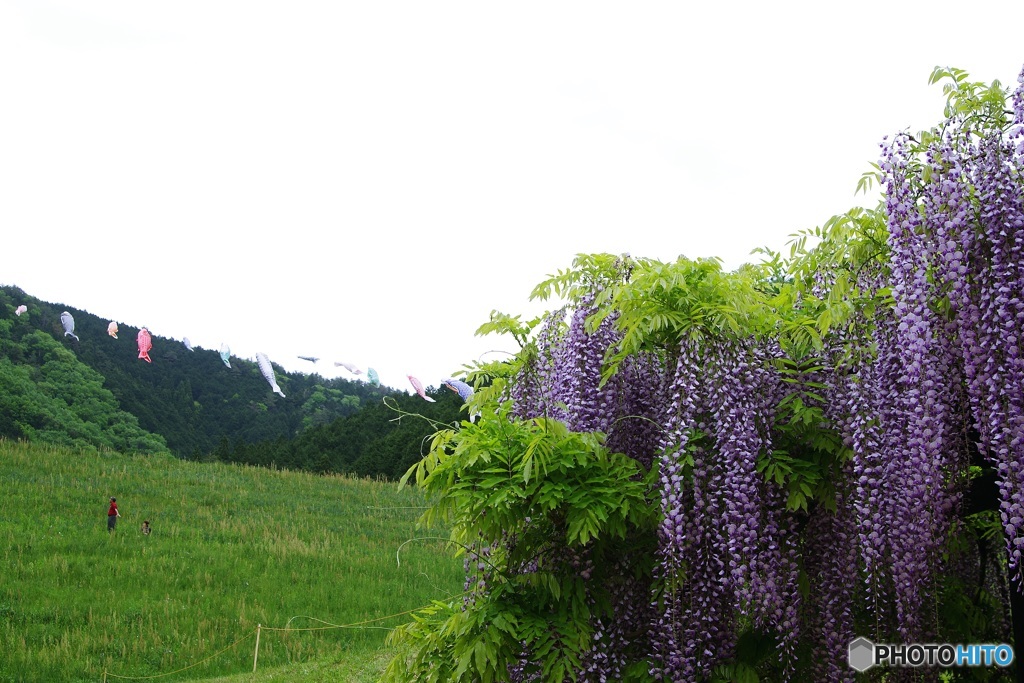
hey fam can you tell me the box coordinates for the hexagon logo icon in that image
[848,637,875,672]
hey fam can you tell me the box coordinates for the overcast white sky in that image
[1,1,1022,393]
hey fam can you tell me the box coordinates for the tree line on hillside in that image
[209,389,468,479]
[0,286,466,478]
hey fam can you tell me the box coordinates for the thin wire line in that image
[105,630,255,680]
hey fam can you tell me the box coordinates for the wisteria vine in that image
[385,64,1024,683]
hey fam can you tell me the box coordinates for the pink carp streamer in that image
[407,375,436,402]
[137,328,153,363]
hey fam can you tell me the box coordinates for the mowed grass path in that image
[0,441,462,683]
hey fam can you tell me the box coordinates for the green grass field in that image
[0,440,462,683]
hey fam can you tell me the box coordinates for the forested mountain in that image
[0,285,465,476]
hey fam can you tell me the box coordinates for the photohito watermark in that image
[848,637,1014,671]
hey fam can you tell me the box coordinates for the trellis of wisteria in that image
[384,65,1024,683]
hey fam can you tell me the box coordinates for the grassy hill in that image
[0,440,462,683]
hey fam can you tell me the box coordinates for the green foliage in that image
[600,257,772,378]
[928,66,1010,128]
[786,208,892,333]
[0,327,168,455]
[224,388,465,479]
[404,407,653,546]
[384,407,658,682]
[300,385,362,430]
[467,310,548,413]
[530,253,785,385]
[707,630,780,683]
[474,310,541,349]
[757,356,849,513]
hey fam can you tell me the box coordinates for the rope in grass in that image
[269,593,470,632]
[105,630,255,680]
[103,596,471,679]
[269,605,432,632]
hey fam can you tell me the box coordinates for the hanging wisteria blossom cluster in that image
[384,65,1024,683]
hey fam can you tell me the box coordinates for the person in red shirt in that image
[107,497,121,532]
